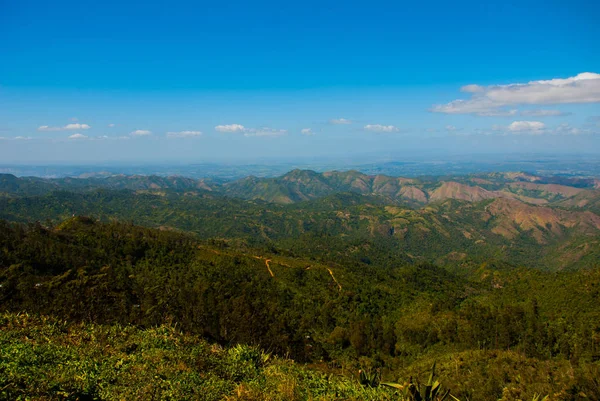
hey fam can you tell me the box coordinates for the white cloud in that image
[215,124,286,137]
[68,133,88,139]
[508,121,545,132]
[244,128,287,137]
[445,125,457,131]
[38,123,91,131]
[215,124,246,133]
[432,72,600,115]
[130,129,152,136]
[330,118,352,125]
[167,130,202,138]
[14,136,32,140]
[520,109,568,117]
[364,124,399,132]
[491,72,600,104]
[430,99,518,116]
[461,84,485,93]
[108,123,116,127]
[475,121,595,137]
[37,125,62,132]
[64,123,90,130]
[301,128,314,135]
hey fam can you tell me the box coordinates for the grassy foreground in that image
[2,313,600,400]
[0,312,399,401]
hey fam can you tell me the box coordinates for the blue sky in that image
[1,0,599,163]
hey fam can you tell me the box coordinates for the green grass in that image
[3,313,598,400]
[0,312,402,401]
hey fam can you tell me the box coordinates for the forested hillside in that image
[1,187,599,270]
[1,217,600,399]
[1,170,600,400]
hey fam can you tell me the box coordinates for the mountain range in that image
[1,170,600,271]
[3,169,600,206]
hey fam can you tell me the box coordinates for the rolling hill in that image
[2,169,599,208]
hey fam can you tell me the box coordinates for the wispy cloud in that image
[215,124,286,137]
[431,72,600,116]
[215,124,246,133]
[108,123,116,127]
[364,124,399,132]
[552,123,587,136]
[68,133,88,139]
[520,109,569,117]
[38,123,91,131]
[330,118,352,125]
[301,128,314,135]
[130,129,152,136]
[243,128,287,137]
[487,121,591,136]
[478,109,518,117]
[166,130,202,138]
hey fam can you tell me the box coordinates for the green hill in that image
[1,187,599,270]
[1,218,600,399]
[3,170,598,208]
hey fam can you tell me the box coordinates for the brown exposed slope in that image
[398,186,428,203]
[484,198,600,243]
[428,181,550,205]
[224,171,593,207]
[555,190,600,215]
[429,182,506,203]
[508,182,585,198]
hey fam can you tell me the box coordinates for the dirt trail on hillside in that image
[253,256,274,277]
[264,259,274,277]
[198,245,222,255]
[327,268,342,291]
[201,247,340,288]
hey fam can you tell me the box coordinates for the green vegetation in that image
[1,217,600,399]
[1,186,599,270]
[0,312,402,400]
[1,170,600,399]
